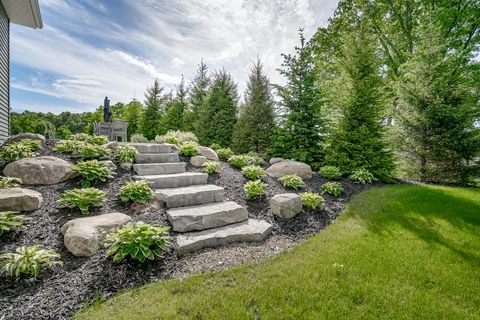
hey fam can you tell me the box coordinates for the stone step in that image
[155,184,224,208]
[135,153,180,164]
[133,163,186,175]
[135,172,208,188]
[167,201,248,232]
[130,143,171,154]
[176,219,273,255]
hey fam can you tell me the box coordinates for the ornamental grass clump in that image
[203,161,221,175]
[244,180,266,200]
[53,139,83,154]
[319,166,342,180]
[58,188,106,215]
[0,211,29,236]
[0,177,22,189]
[217,148,234,160]
[179,141,200,157]
[228,155,250,169]
[300,192,325,209]
[349,168,376,184]
[115,145,139,164]
[0,141,36,162]
[119,180,155,203]
[71,160,115,187]
[106,222,171,263]
[322,182,344,197]
[242,165,266,180]
[74,144,110,160]
[279,174,304,190]
[0,245,62,277]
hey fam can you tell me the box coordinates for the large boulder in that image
[8,133,46,143]
[269,157,284,165]
[199,146,219,161]
[270,193,303,219]
[0,188,43,212]
[103,141,118,151]
[190,155,208,167]
[3,156,79,185]
[266,161,313,179]
[61,212,132,257]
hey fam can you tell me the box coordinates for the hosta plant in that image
[0,211,29,236]
[322,182,344,197]
[86,135,108,145]
[210,143,222,151]
[105,222,171,263]
[0,142,36,162]
[58,188,106,215]
[319,166,342,180]
[349,168,376,184]
[244,180,266,200]
[53,139,83,154]
[119,180,155,203]
[300,192,325,209]
[71,160,115,187]
[130,134,148,143]
[19,139,41,151]
[69,133,90,141]
[279,174,304,190]
[203,161,221,175]
[241,165,266,180]
[179,141,200,157]
[0,177,22,189]
[115,145,139,164]
[245,151,265,165]
[217,148,234,160]
[228,155,251,169]
[74,144,110,160]
[0,245,62,277]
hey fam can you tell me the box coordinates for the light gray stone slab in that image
[135,153,180,164]
[133,162,186,175]
[135,172,208,188]
[155,184,224,208]
[129,143,171,154]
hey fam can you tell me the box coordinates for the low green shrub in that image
[179,142,200,157]
[53,140,83,154]
[0,141,36,162]
[86,135,108,145]
[300,192,325,209]
[58,188,106,215]
[242,165,266,180]
[119,180,155,203]
[228,155,251,169]
[322,182,344,197]
[210,143,222,151]
[70,133,90,141]
[203,161,221,175]
[106,222,171,263]
[74,144,110,160]
[244,180,267,200]
[130,134,148,143]
[0,211,28,236]
[217,148,234,160]
[0,245,62,277]
[155,130,198,145]
[115,145,139,164]
[19,139,41,151]
[71,160,115,187]
[279,174,304,190]
[349,168,376,184]
[0,177,22,189]
[319,166,342,180]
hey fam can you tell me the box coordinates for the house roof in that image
[1,0,42,29]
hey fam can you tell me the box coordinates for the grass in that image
[76,185,480,319]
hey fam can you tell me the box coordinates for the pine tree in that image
[232,60,275,155]
[197,70,238,146]
[273,29,326,167]
[184,60,210,133]
[141,79,164,140]
[326,25,394,181]
[161,76,188,132]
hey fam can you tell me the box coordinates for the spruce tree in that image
[124,100,143,139]
[273,29,326,167]
[162,76,188,132]
[141,79,164,140]
[197,70,238,146]
[184,60,210,134]
[326,25,394,181]
[232,60,275,155]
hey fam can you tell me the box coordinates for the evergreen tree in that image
[141,79,164,140]
[162,76,189,132]
[197,70,238,146]
[273,29,327,167]
[124,100,143,139]
[232,60,275,155]
[326,25,394,181]
[184,60,210,133]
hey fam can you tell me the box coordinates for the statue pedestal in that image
[93,121,127,142]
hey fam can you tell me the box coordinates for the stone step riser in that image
[167,202,248,232]
[136,173,208,188]
[133,163,186,175]
[176,219,273,255]
[135,153,180,164]
[155,186,224,208]
[130,144,172,154]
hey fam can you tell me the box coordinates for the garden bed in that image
[0,145,380,320]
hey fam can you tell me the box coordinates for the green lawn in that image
[77,185,480,320]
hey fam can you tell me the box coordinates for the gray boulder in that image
[61,212,132,257]
[100,160,117,171]
[270,193,303,219]
[190,155,208,167]
[199,146,219,161]
[269,157,284,165]
[8,133,46,143]
[103,141,118,150]
[120,162,133,171]
[266,160,313,179]
[0,188,43,212]
[3,156,79,185]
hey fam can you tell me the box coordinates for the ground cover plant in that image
[77,185,480,319]
[119,180,155,203]
[53,140,83,154]
[0,211,28,236]
[322,182,344,197]
[115,145,138,164]
[70,133,90,141]
[279,174,304,190]
[74,144,110,160]
[300,192,324,209]
[0,177,22,189]
[203,161,221,175]
[86,135,108,145]
[58,188,106,215]
[71,160,115,187]
[0,245,62,278]
[243,180,266,200]
[217,147,234,160]
[241,165,266,180]
[0,141,37,162]
[228,155,251,169]
[179,142,200,157]
[319,165,342,180]
[156,130,198,145]
[130,134,148,143]
[349,168,376,184]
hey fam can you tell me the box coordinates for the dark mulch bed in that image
[0,145,382,320]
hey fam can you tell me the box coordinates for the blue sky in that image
[10,0,338,114]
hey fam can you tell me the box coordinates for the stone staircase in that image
[131,143,273,255]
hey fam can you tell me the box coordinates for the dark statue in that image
[103,96,112,123]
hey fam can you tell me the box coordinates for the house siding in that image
[0,1,9,144]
